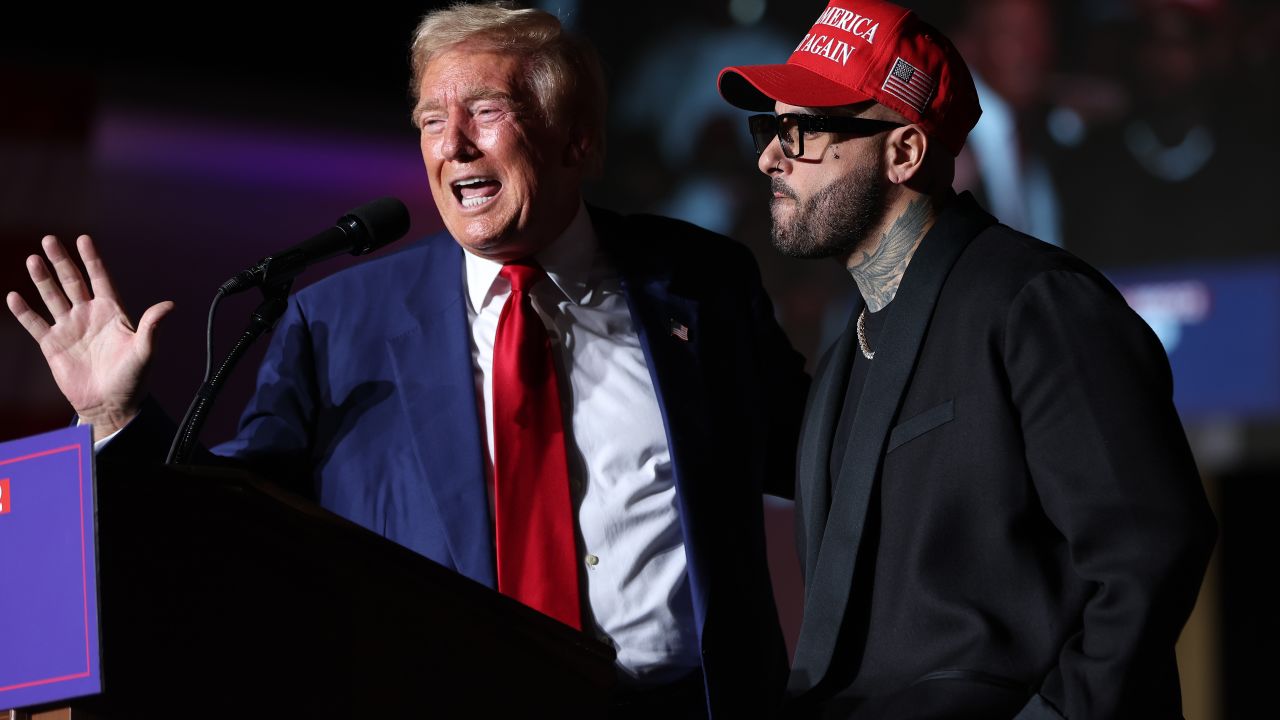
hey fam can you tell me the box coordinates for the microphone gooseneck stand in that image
[162,197,410,465]
[165,279,293,465]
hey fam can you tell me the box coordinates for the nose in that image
[440,111,480,162]
[757,136,786,177]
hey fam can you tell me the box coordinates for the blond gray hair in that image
[410,3,606,174]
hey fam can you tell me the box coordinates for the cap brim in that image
[718,63,875,111]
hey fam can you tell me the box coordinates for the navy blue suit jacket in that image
[110,208,809,717]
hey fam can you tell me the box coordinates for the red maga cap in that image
[718,0,981,156]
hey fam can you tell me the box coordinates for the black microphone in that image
[219,197,411,295]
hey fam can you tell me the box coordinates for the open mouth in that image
[452,177,501,209]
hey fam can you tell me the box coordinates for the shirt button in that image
[585,554,599,567]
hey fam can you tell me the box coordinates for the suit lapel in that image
[385,238,496,588]
[794,299,862,582]
[789,194,996,694]
[593,208,714,636]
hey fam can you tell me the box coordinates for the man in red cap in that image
[719,1,1216,718]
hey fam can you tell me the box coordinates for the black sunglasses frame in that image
[748,113,904,158]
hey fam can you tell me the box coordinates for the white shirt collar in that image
[463,201,598,314]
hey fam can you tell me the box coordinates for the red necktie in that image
[491,262,582,629]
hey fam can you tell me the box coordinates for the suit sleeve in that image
[1003,268,1217,719]
[95,395,180,469]
[731,242,810,500]
[96,295,321,493]
[209,294,321,493]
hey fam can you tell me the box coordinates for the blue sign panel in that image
[0,425,101,709]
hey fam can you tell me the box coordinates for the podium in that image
[26,463,615,718]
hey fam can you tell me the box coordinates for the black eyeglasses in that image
[748,113,903,159]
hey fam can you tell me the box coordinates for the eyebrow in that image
[413,88,519,118]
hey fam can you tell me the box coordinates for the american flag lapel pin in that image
[669,318,690,342]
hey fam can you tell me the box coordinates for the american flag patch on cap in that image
[881,57,935,114]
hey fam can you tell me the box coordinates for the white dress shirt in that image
[463,203,699,683]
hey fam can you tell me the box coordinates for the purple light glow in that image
[92,108,427,196]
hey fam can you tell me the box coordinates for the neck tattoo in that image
[848,197,932,312]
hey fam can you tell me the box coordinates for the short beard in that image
[769,150,887,260]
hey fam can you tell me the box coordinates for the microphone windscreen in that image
[347,197,411,254]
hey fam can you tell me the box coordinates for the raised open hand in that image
[6,235,174,441]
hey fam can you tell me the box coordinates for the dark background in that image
[4,2,1277,716]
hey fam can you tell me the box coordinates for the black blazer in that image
[787,193,1217,720]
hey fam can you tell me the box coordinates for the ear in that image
[562,125,591,168]
[883,124,928,185]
